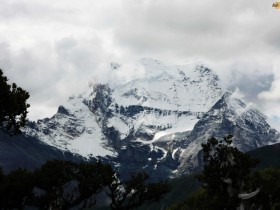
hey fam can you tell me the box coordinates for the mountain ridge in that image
[19,59,279,179]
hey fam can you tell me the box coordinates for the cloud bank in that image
[0,0,280,129]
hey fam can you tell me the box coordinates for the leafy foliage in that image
[109,171,171,210]
[169,137,280,210]
[169,135,259,210]
[0,160,170,209]
[0,69,30,134]
[250,168,280,209]
[197,135,259,209]
[0,169,34,209]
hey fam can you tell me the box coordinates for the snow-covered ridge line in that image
[23,58,279,179]
[26,59,227,158]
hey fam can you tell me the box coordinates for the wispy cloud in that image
[0,0,279,129]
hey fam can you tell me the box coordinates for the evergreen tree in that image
[108,171,171,210]
[250,168,280,209]
[0,160,170,209]
[0,69,30,134]
[0,169,34,209]
[197,135,259,210]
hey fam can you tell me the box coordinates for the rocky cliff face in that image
[177,93,278,175]
[21,59,279,179]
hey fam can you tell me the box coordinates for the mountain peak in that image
[22,59,279,179]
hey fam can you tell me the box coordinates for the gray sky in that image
[1,0,280,130]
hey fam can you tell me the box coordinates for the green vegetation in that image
[169,136,280,210]
[249,167,280,209]
[196,135,259,209]
[139,173,199,210]
[0,160,170,209]
[0,69,30,134]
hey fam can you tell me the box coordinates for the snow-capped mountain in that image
[24,59,279,179]
[177,92,278,175]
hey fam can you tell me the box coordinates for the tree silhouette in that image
[197,135,259,210]
[108,171,171,210]
[0,169,34,209]
[250,168,280,209]
[0,160,170,209]
[0,69,30,134]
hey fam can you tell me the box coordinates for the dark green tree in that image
[0,169,34,209]
[29,160,170,210]
[0,159,170,210]
[75,161,116,208]
[169,137,280,210]
[197,135,259,210]
[32,160,79,209]
[0,69,30,134]
[108,171,171,210]
[250,168,280,210]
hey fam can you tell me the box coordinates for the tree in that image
[108,171,171,210]
[170,136,280,210]
[32,160,79,209]
[197,135,259,210]
[0,160,170,209]
[75,161,116,208]
[250,168,280,209]
[0,69,30,134]
[0,169,34,209]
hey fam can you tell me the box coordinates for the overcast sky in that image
[1,0,280,130]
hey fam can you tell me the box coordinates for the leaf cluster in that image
[249,167,280,209]
[109,172,170,210]
[197,135,259,209]
[0,69,30,134]
[0,160,170,210]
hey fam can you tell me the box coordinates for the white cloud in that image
[258,61,280,101]
[258,79,280,101]
[231,88,246,100]
[0,0,279,127]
